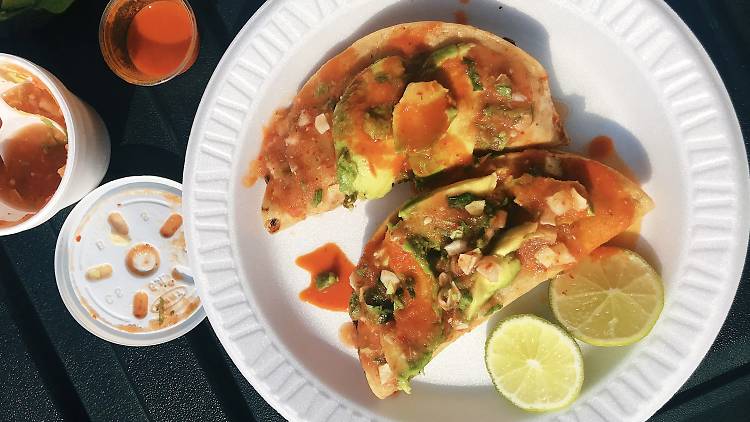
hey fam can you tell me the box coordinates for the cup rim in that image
[99,0,199,86]
[54,175,206,346]
[0,53,79,236]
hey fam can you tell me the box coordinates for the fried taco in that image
[251,22,567,233]
[347,149,653,398]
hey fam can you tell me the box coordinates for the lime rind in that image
[549,248,664,347]
[485,314,584,412]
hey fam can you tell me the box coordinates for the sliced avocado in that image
[396,350,434,393]
[333,56,407,200]
[465,256,521,320]
[491,222,538,256]
[425,44,474,68]
[396,44,483,176]
[441,173,498,198]
[393,81,463,177]
[398,173,497,218]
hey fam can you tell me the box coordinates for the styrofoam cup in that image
[0,53,111,236]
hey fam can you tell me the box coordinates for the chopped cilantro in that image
[495,84,512,99]
[447,192,481,208]
[315,272,338,290]
[404,277,416,298]
[314,83,330,97]
[336,148,358,195]
[312,188,323,206]
[463,57,483,91]
[458,289,472,312]
[349,293,360,319]
[374,73,389,83]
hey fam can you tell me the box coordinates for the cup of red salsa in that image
[99,0,199,85]
[0,54,111,235]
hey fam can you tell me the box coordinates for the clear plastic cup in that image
[99,0,199,86]
[0,54,111,236]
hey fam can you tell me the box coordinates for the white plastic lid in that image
[55,176,205,346]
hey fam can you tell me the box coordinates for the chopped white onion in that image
[570,188,589,211]
[534,246,558,268]
[511,92,528,102]
[297,110,311,127]
[458,249,482,275]
[464,200,486,216]
[552,243,576,265]
[379,270,400,295]
[444,239,468,256]
[528,225,558,243]
[315,113,330,134]
[544,156,563,177]
[546,188,589,216]
[378,364,393,384]
[540,207,557,226]
[535,243,577,268]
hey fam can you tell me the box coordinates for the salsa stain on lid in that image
[55,176,204,346]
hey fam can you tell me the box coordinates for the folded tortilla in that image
[348,149,653,398]
[250,22,567,233]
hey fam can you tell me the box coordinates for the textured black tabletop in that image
[0,1,748,421]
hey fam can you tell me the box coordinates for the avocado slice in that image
[393,80,467,177]
[422,43,535,154]
[465,255,521,320]
[398,173,498,218]
[333,56,408,200]
[390,44,484,178]
[491,222,538,256]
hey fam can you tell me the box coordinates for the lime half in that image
[550,247,664,347]
[485,314,584,412]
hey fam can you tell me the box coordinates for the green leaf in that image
[1,0,74,15]
[314,82,329,98]
[315,272,338,291]
[336,148,358,195]
[348,293,360,319]
[446,192,481,208]
[312,188,323,206]
[374,73,389,83]
[458,288,472,312]
[495,84,512,99]
[462,57,483,91]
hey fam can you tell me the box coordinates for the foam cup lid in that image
[55,176,205,346]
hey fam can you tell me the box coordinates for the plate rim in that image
[183,1,750,421]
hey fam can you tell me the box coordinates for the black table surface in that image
[0,1,748,421]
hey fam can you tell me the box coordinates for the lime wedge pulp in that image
[485,314,584,412]
[550,247,664,347]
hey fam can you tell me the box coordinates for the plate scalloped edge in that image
[183,0,750,421]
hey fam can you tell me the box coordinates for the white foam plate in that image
[184,1,750,420]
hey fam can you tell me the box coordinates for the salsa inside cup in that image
[0,62,68,228]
